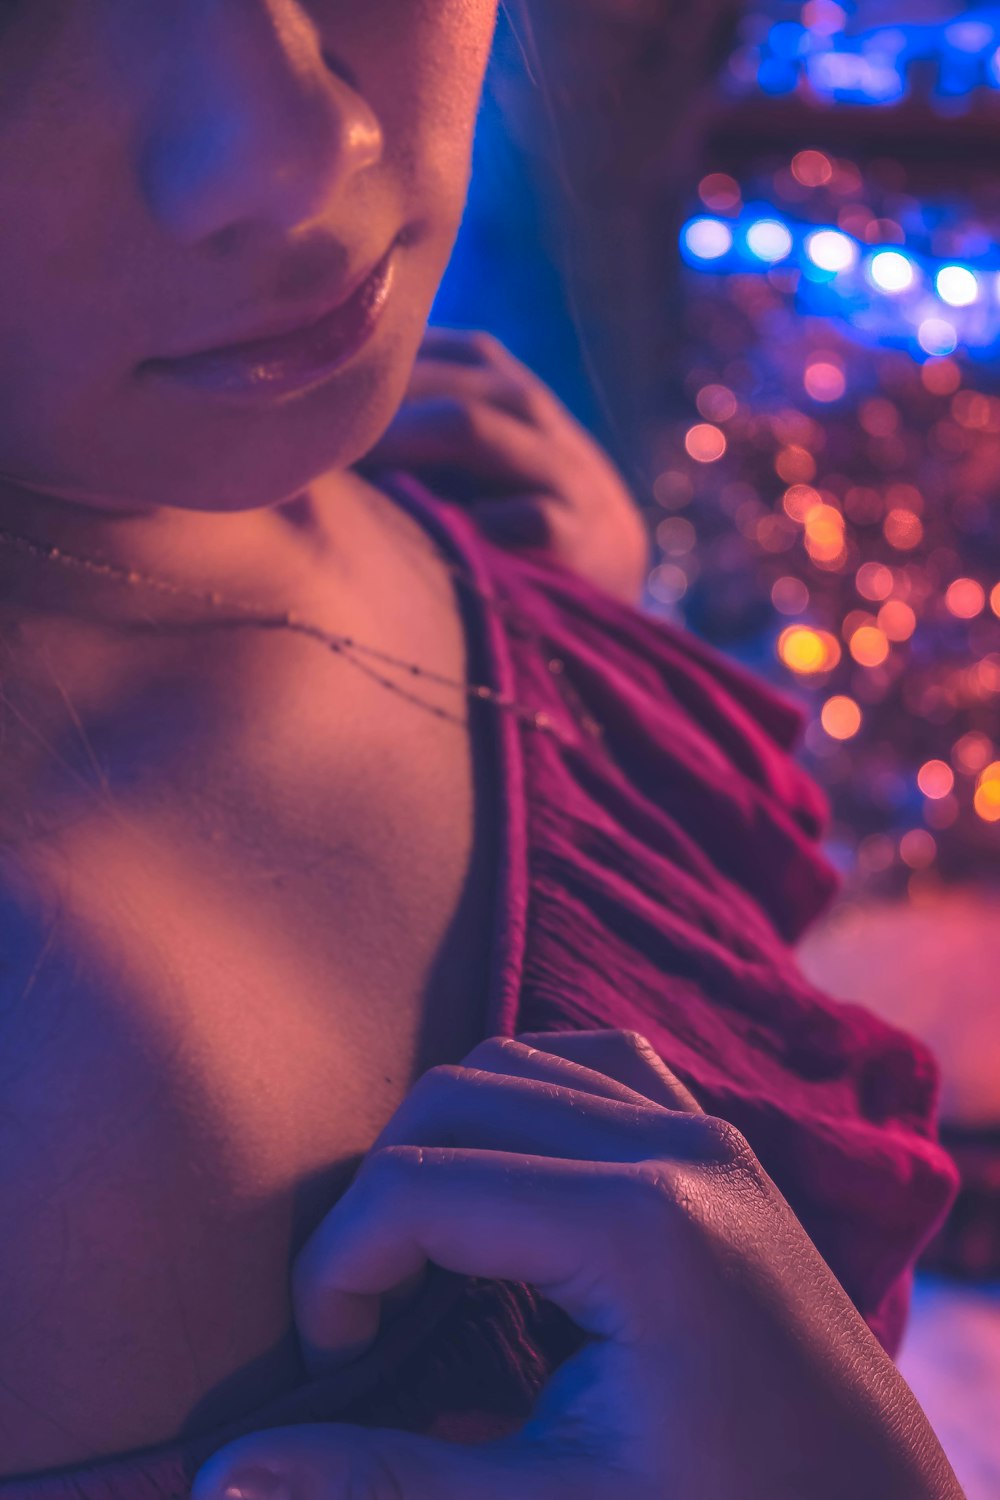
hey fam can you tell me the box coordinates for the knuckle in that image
[465,328,507,362]
[441,396,488,444]
[624,1163,680,1223]
[619,1029,656,1058]
[699,1116,755,1166]
[465,1034,533,1065]
[421,1061,466,1088]
[502,378,547,423]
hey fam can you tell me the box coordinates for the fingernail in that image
[218,1466,293,1500]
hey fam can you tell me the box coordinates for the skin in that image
[0,0,499,595]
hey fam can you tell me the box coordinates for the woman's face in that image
[0,0,499,518]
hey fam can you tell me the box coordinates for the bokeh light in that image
[821,695,862,739]
[856,562,894,601]
[921,358,962,396]
[647,563,689,606]
[954,732,994,775]
[883,508,924,550]
[696,384,738,422]
[698,173,741,213]
[900,829,937,869]
[917,317,959,357]
[867,250,917,294]
[775,445,817,484]
[804,228,858,273]
[945,578,986,619]
[917,760,955,799]
[974,763,1000,823]
[935,265,980,308]
[682,217,733,261]
[746,218,793,263]
[684,423,727,462]
[777,625,842,674]
[771,575,810,614]
[878,600,917,641]
[804,359,846,402]
[792,150,834,188]
[804,503,846,564]
[849,624,890,667]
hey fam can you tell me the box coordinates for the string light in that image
[936,266,980,307]
[666,134,1000,900]
[746,218,794,263]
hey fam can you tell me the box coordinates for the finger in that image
[510,1030,706,1115]
[403,359,545,426]
[290,1145,680,1367]
[358,398,558,489]
[190,1417,546,1500]
[419,326,529,378]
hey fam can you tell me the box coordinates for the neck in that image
[0,467,381,622]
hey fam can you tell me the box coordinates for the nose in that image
[137,0,384,245]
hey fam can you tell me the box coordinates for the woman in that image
[0,3,964,1497]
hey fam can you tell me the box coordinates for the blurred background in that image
[430,2,1000,1494]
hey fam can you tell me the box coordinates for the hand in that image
[191,1030,963,1500]
[355,328,652,607]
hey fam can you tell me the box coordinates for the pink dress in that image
[0,471,960,1499]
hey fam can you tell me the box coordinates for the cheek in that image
[369,0,498,196]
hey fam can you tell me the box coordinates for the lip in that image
[142,239,399,401]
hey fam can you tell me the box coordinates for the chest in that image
[0,542,503,1473]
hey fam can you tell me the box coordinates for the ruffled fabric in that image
[0,471,959,1499]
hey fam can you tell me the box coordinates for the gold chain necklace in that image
[0,525,606,747]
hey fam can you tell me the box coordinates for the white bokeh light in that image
[936,265,980,308]
[745,219,794,263]
[867,249,918,294]
[681,217,733,261]
[918,317,958,357]
[804,229,859,274]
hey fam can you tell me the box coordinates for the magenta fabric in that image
[1,471,960,1499]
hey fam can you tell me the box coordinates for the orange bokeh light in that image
[777,625,841,675]
[974,765,1000,823]
[782,484,823,522]
[685,423,727,463]
[883,508,924,550]
[821,695,862,740]
[849,625,890,667]
[917,760,955,799]
[804,504,846,564]
[877,600,917,642]
[945,578,986,619]
[856,562,894,601]
[775,445,817,484]
[990,582,1000,618]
